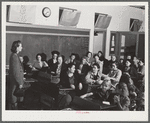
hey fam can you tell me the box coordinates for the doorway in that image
[109,31,145,60]
[120,32,137,59]
[93,31,106,55]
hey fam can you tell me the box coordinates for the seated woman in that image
[120,74,140,110]
[85,63,103,93]
[107,55,118,74]
[113,82,130,111]
[47,51,60,75]
[118,58,124,71]
[136,92,145,111]
[126,55,132,60]
[65,53,76,64]
[94,78,112,101]
[80,78,112,101]
[120,74,139,96]
[133,56,139,70]
[97,51,109,74]
[77,56,91,77]
[55,55,67,75]
[59,63,86,99]
[137,58,145,91]
[92,54,103,73]
[31,53,48,71]
[102,62,122,88]
[85,51,93,66]
[41,53,47,62]
[122,59,138,84]
[137,58,145,79]
[49,55,66,84]
[109,55,117,65]
[65,53,80,69]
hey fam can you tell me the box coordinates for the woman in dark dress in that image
[137,58,145,91]
[47,51,60,75]
[77,56,91,77]
[97,51,109,74]
[8,40,24,110]
[122,59,138,85]
[60,63,86,99]
[56,55,67,75]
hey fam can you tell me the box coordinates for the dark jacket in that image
[60,71,78,88]
[47,59,58,74]
[122,66,138,79]
[9,53,24,103]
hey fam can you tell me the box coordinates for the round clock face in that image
[42,7,51,18]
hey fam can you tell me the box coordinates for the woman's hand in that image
[51,71,55,74]
[19,85,23,89]
[79,83,83,90]
[70,84,75,90]
[29,65,33,68]
[95,80,103,85]
[124,72,130,77]
[77,69,81,74]
[32,67,38,71]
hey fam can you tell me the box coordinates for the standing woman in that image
[8,40,24,110]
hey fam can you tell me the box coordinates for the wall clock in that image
[42,7,51,18]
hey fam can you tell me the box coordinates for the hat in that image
[51,51,60,55]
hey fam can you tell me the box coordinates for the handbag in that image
[14,88,26,97]
[14,82,31,97]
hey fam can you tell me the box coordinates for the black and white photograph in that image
[1,1,149,121]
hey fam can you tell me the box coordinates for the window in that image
[130,18,143,32]
[59,7,81,27]
[94,13,112,29]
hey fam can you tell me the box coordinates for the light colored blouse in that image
[107,69,122,82]
[92,60,104,75]
[85,71,102,84]
[102,68,122,86]
[32,60,48,69]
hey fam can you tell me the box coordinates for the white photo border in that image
[1,1,149,121]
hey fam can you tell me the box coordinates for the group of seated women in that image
[21,51,145,111]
